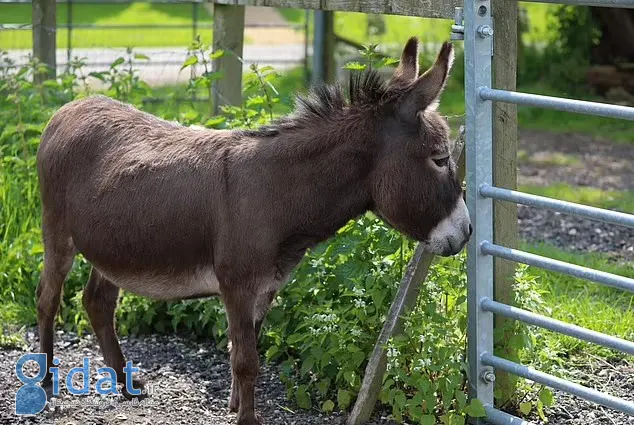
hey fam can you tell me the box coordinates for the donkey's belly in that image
[97,266,221,300]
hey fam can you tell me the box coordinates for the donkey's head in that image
[371,38,470,256]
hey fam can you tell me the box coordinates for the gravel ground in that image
[0,330,399,425]
[2,331,632,425]
[534,359,634,425]
[518,130,634,261]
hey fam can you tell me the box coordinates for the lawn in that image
[520,184,634,214]
[281,2,555,48]
[0,2,213,49]
[523,243,634,365]
[1,2,556,50]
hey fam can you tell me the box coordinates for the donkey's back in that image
[37,96,236,299]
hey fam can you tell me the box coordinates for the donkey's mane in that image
[241,69,402,138]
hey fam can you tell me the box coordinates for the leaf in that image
[519,401,532,415]
[300,356,315,377]
[421,415,435,425]
[322,399,335,413]
[110,57,125,68]
[210,49,224,60]
[463,399,486,418]
[378,57,400,68]
[537,400,547,421]
[134,53,150,61]
[295,387,311,409]
[455,389,467,409]
[539,387,554,407]
[265,345,279,361]
[316,378,330,396]
[181,55,199,71]
[337,389,351,410]
[88,72,106,82]
[393,390,406,410]
[343,62,367,71]
[205,116,226,128]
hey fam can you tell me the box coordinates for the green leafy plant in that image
[89,47,152,105]
[0,40,554,425]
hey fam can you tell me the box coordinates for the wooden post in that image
[311,10,335,85]
[348,129,465,425]
[212,3,245,114]
[492,0,519,405]
[32,0,56,82]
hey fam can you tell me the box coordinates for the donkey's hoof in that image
[229,391,240,412]
[121,379,148,400]
[237,413,262,425]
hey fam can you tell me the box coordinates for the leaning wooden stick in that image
[348,126,466,425]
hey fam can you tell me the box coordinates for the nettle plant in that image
[88,47,152,105]
[0,41,553,424]
[180,36,281,129]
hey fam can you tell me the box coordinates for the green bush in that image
[0,42,549,423]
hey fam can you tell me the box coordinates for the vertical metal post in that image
[311,10,334,85]
[67,0,72,67]
[465,0,495,420]
[304,9,310,84]
[312,10,325,85]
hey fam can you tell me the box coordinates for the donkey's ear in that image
[397,42,454,121]
[390,37,419,84]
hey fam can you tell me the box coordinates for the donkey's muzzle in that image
[425,197,471,257]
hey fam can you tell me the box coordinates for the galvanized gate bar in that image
[484,406,536,425]
[480,242,634,293]
[465,0,634,423]
[479,185,634,229]
[480,298,634,355]
[464,0,494,419]
[479,88,634,121]
[481,354,634,416]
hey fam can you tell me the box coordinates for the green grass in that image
[519,184,634,214]
[519,151,581,167]
[523,243,634,363]
[436,80,634,144]
[1,2,555,50]
[0,3,212,48]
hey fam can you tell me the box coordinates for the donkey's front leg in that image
[223,290,261,425]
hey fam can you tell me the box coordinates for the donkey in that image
[36,37,470,424]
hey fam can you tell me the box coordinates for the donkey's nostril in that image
[468,224,473,236]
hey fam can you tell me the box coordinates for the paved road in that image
[5,44,306,86]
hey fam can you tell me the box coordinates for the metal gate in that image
[463,0,634,423]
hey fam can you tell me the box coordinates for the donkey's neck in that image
[248,112,378,269]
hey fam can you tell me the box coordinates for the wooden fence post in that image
[492,0,519,405]
[32,0,56,82]
[211,3,245,114]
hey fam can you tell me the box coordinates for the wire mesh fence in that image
[0,0,310,104]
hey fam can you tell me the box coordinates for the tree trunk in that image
[590,8,634,64]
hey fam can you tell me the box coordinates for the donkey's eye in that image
[432,156,450,168]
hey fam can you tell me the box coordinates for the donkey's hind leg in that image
[37,219,75,397]
[82,268,145,398]
[229,289,277,413]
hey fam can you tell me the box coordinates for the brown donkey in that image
[36,38,470,424]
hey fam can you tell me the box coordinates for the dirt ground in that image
[517,130,634,262]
